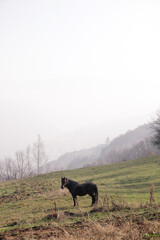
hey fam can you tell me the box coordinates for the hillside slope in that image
[1,155,160,239]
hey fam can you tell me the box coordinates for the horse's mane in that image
[67,178,78,185]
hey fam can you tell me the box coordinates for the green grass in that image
[0,155,160,233]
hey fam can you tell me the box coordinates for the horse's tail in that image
[94,184,98,204]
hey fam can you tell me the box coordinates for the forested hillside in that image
[46,124,157,171]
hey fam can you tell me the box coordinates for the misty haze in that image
[0,0,160,164]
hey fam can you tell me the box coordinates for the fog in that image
[0,0,160,160]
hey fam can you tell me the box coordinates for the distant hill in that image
[45,144,106,171]
[98,123,155,164]
[45,124,111,161]
[45,117,147,162]
[45,123,156,172]
[104,124,152,151]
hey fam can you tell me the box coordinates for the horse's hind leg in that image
[90,195,95,206]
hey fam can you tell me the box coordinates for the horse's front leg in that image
[75,196,79,206]
[72,195,79,206]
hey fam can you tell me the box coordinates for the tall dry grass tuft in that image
[150,183,155,204]
[110,196,130,211]
[129,215,134,240]
[103,193,110,210]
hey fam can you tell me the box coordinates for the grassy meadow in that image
[1,155,160,239]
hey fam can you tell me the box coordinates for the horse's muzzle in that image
[61,185,64,189]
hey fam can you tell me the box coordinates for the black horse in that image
[61,177,98,206]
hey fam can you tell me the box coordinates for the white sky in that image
[0,0,160,159]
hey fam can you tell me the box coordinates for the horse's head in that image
[61,177,68,189]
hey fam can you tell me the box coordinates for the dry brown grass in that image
[2,213,160,240]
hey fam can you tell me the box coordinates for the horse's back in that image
[81,182,95,188]
[75,182,97,196]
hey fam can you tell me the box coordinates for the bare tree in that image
[150,110,160,148]
[0,136,48,182]
[15,147,34,178]
[3,158,17,180]
[0,161,5,181]
[25,145,33,176]
[15,151,27,178]
[32,135,47,174]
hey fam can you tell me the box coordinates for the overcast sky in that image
[0,0,160,159]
